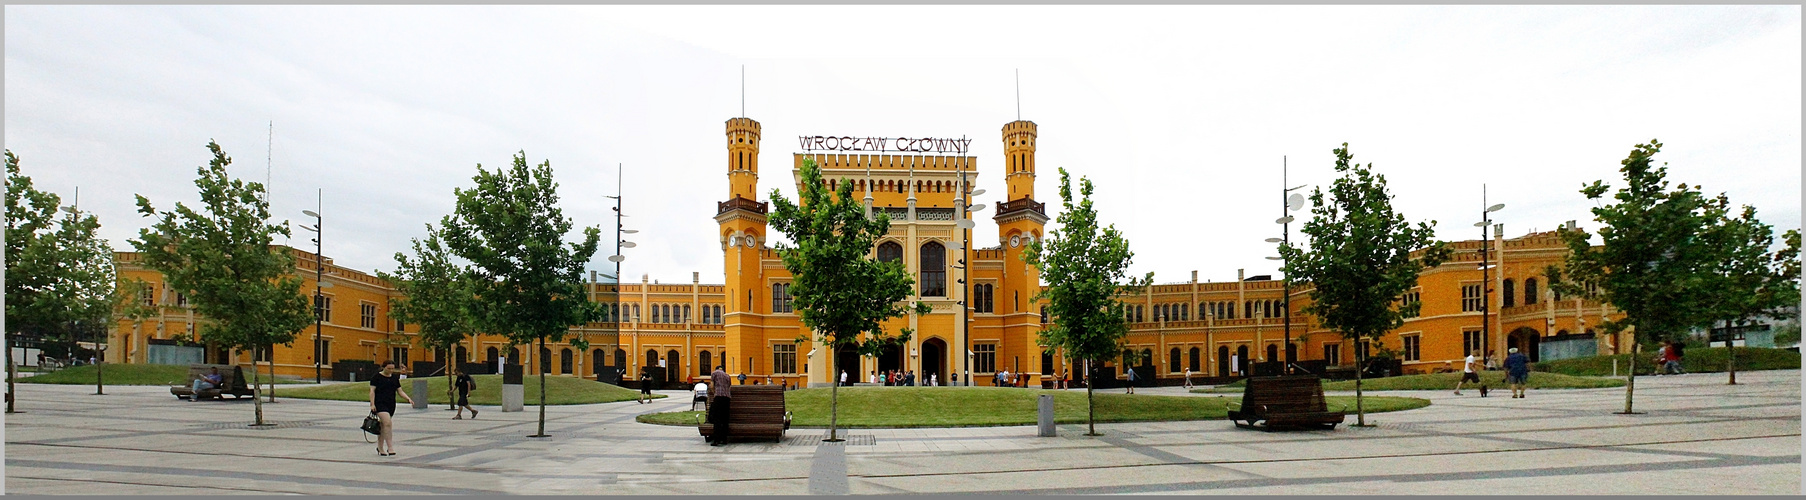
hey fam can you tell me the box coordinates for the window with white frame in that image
[1402,335,1421,361]
[974,343,997,373]
[773,344,797,374]
[361,303,377,329]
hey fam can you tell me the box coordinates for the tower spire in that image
[1015,69,1021,121]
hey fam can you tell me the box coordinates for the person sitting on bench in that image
[190,367,222,401]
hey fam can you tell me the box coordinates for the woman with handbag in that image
[368,360,414,456]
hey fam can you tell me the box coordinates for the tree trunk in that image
[252,352,267,426]
[1726,333,1738,385]
[1354,356,1367,426]
[447,352,457,410]
[1085,360,1099,436]
[827,350,841,441]
[1621,343,1637,414]
[535,336,548,437]
[95,359,104,395]
[266,356,276,402]
[6,342,16,414]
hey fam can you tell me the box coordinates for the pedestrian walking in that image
[1504,348,1530,399]
[1454,350,1481,395]
[1663,341,1686,375]
[930,373,938,387]
[839,370,848,387]
[453,369,478,419]
[368,360,414,457]
[1183,368,1194,389]
[1125,368,1137,394]
[638,369,654,404]
[708,365,733,446]
[1652,342,1670,376]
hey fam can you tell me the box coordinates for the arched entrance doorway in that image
[1217,346,1230,377]
[1507,327,1542,362]
[921,338,947,385]
[1236,345,1250,377]
[835,345,859,386]
[878,343,903,382]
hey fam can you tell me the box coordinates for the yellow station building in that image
[109,115,1627,387]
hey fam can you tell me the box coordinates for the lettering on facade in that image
[798,135,973,155]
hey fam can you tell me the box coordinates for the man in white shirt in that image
[1184,368,1194,389]
[839,370,848,386]
[1454,350,1481,395]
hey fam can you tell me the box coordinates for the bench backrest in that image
[186,364,248,391]
[721,385,785,421]
[1239,375,1329,413]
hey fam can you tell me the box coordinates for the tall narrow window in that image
[973,343,997,373]
[1169,348,1181,373]
[1402,335,1421,361]
[699,350,713,376]
[1324,343,1341,365]
[1461,284,1483,312]
[1502,279,1516,308]
[1524,278,1539,305]
[920,242,946,297]
[1463,329,1484,355]
[772,283,793,313]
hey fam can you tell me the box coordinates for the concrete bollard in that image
[501,384,524,412]
[411,378,428,409]
[1037,394,1056,437]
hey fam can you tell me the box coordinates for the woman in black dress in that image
[368,361,414,456]
[638,369,653,404]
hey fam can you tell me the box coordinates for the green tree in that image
[769,158,928,442]
[379,226,479,396]
[43,200,118,393]
[1545,140,1727,414]
[1698,201,1800,385]
[6,150,64,412]
[1024,168,1153,437]
[131,141,314,426]
[1278,143,1450,427]
[439,151,601,438]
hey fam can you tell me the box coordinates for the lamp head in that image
[1264,237,1282,243]
[969,188,985,197]
[302,210,320,218]
[1486,203,1505,213]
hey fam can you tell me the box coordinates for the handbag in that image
[361,412,382,442]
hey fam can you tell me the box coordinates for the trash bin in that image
[1037,394,1056,437]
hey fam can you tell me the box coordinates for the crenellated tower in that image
[994,120,1049,376]
[1002,120,1037,200]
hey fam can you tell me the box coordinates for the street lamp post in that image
[606,164,636,385]
[301,189,324,384]
[954,164,986,387]
[1475,185,1505,365]
[1266,156,1308,374]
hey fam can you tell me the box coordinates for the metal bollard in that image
[1037,394,1056,437]
[411,378,428,409]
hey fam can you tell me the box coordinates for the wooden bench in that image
[1226,375,1346,431]
[698,385,790,443]
[169,364,255,400]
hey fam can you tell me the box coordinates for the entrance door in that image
[1217,346,1230,377]
[835,345,859,385]
[1236,345,1250,376]
[878,344,902,382]
[921,338,946,385]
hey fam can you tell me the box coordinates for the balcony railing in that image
[717,196,769,215]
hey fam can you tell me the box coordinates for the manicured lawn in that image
[636,387,1429,428]
[1191,371,1624,393]
[1531,347,1800,377]
[16,364,312,385]
[1192,371,1625,394]
[280,374,659,405]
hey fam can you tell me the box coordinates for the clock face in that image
[1010,235,1021,248]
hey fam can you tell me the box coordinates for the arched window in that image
[644,349,659,376]
[1525,278,1539,305]
[455,345,468,366]
[486,347,499,364]
[683,305,691,323]
[772,283,793,313]
[591,349,604,377]
[540,346,552,374]
[1502,279,1516,308]
[666,349,681,382]
[507,346,520,363]
[1136,305,1144,323]
[1266,343,1279,364]
[877,241,903,263]
[1169,348,1182,373]
[1188,347,1201,372]
[699,350,713,376]
[560,348,573,374]
[1181,303,1189,321]
[920,242,946,296]
[632,304,640,322]
[1140,348,1154,368]
[614,348,626,369]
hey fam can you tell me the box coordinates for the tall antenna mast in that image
[741,65,746,117]
[266,120,273,203]
[1015,69,1021,121]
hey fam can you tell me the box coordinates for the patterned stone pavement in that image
[4,369,1799,495]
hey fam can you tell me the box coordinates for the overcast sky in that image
[7,5,1799,285]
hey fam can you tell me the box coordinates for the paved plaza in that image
[4,370,1800,495]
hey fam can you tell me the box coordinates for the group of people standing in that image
[870,369,926,386]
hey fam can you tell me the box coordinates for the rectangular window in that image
[314,339,331,365]
[176,292,188,307]
[974,343,997,373]
[361,303,377,329]
[139,288,155,307]
[1355,341,1371,361]
[254,345,271,362]
[773,344,797,374]
[1402,335,1421,362]
[394,318,404,332]
[1323,343,1341,365]
[1401,290,1422,318]
[391,347,409,366]
[1463,329,1483,356]
[921,271,946,297]
[1461,284,1482,312]
[318,296,333,323]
